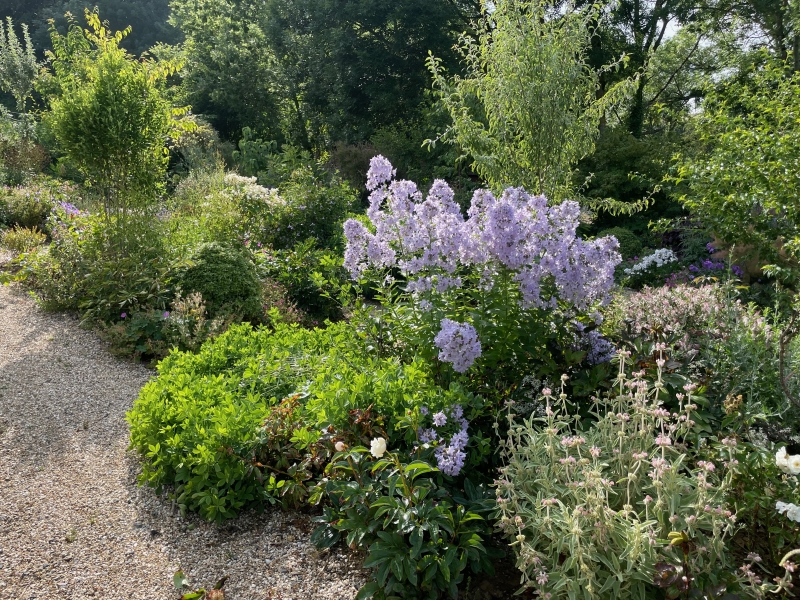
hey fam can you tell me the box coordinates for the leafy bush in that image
[127,321,479,521]
[0,225,46,253]
[605,284,724,343]
[10,210,178,321]
[100,292,235,361]
[177,242,263,322]
[605,283,800,425]
[496,353,740,598]
[44,10,185,217]
[0,139,50,185]
[597,226,642,260]
[253,240,346,322]
[2,183,56,228]
[312,447,497,600]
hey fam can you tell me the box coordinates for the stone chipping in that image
[0,284,366,600]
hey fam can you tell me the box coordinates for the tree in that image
[0,17,37,114]
[169,0,477,146]
[12,0,182,60]
[45,10,186,217]
[428,0,631,200]
[674,56,800,274]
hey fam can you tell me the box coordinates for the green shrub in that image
[10,211,178,320]
[253,240,346,322]
[178,242,263,322]
[127,321,477,521]
[597,226,642,260]
[0,225,46,253]
[3,184,55,228]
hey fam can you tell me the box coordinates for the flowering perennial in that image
[434,319,482,372]
[623,248,678,276]
[418,404,469,476]
[344,155,621,371]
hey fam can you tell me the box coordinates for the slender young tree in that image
[0,17,38,114]
[428,0,632,201]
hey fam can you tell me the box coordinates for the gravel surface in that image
[0,284,367,600]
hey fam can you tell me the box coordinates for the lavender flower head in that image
[434,319,482,372]
[366,155,396,191]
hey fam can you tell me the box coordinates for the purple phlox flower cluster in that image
[706,242,716,253]
[417,404,469,476]
[731,264,744,278]
[434,319,482,372]
[366,155,396,191]
[572,321,615,365]
[344,156,621,312]
[57,201,81,217]
[702,259,725,270]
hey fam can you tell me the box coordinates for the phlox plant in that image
[495,349,740,599]
[343,155,621,399]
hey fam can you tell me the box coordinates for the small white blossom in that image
[370,437,387,458]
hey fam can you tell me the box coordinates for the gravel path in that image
[0,284,366,600]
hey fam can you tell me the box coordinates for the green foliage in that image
[428,0,631,199]
[727,440,800,572]
[1,182,56,228]
[24,0,182,59]
[10,210,178,320]
[597,227,642,260]
[496,356,740,598]
[312,448,496,600]
[674,56,800,279]
[254,240,347,322]
[126,320,479,521]
[0,17,38,114]
[177,242,263,322]
[169,0,473,145]
[99,291,235,361]
[0,225,46,253]
[43,10,187,217]
[0,105,50,184]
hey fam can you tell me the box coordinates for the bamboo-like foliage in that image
[428,0,632,202]
[0,17,38,114]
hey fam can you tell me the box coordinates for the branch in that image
[647,34,703,108]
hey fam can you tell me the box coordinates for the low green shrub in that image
[10,211,178,321]
[597,226,642,260]
[0,225,46,253]
[127,321,479,521]
[2,183,56,228]
[312,447,497,600]
[177,242,263,322]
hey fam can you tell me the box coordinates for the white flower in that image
[776,447,789,469]
[623,248,678,275]
[370,437,387,458]
[777,501,800,522]
[789,455,800,476]
[789,505,800,523]
[334,441,346,452]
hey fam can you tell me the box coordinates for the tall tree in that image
[170,0,477,146]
